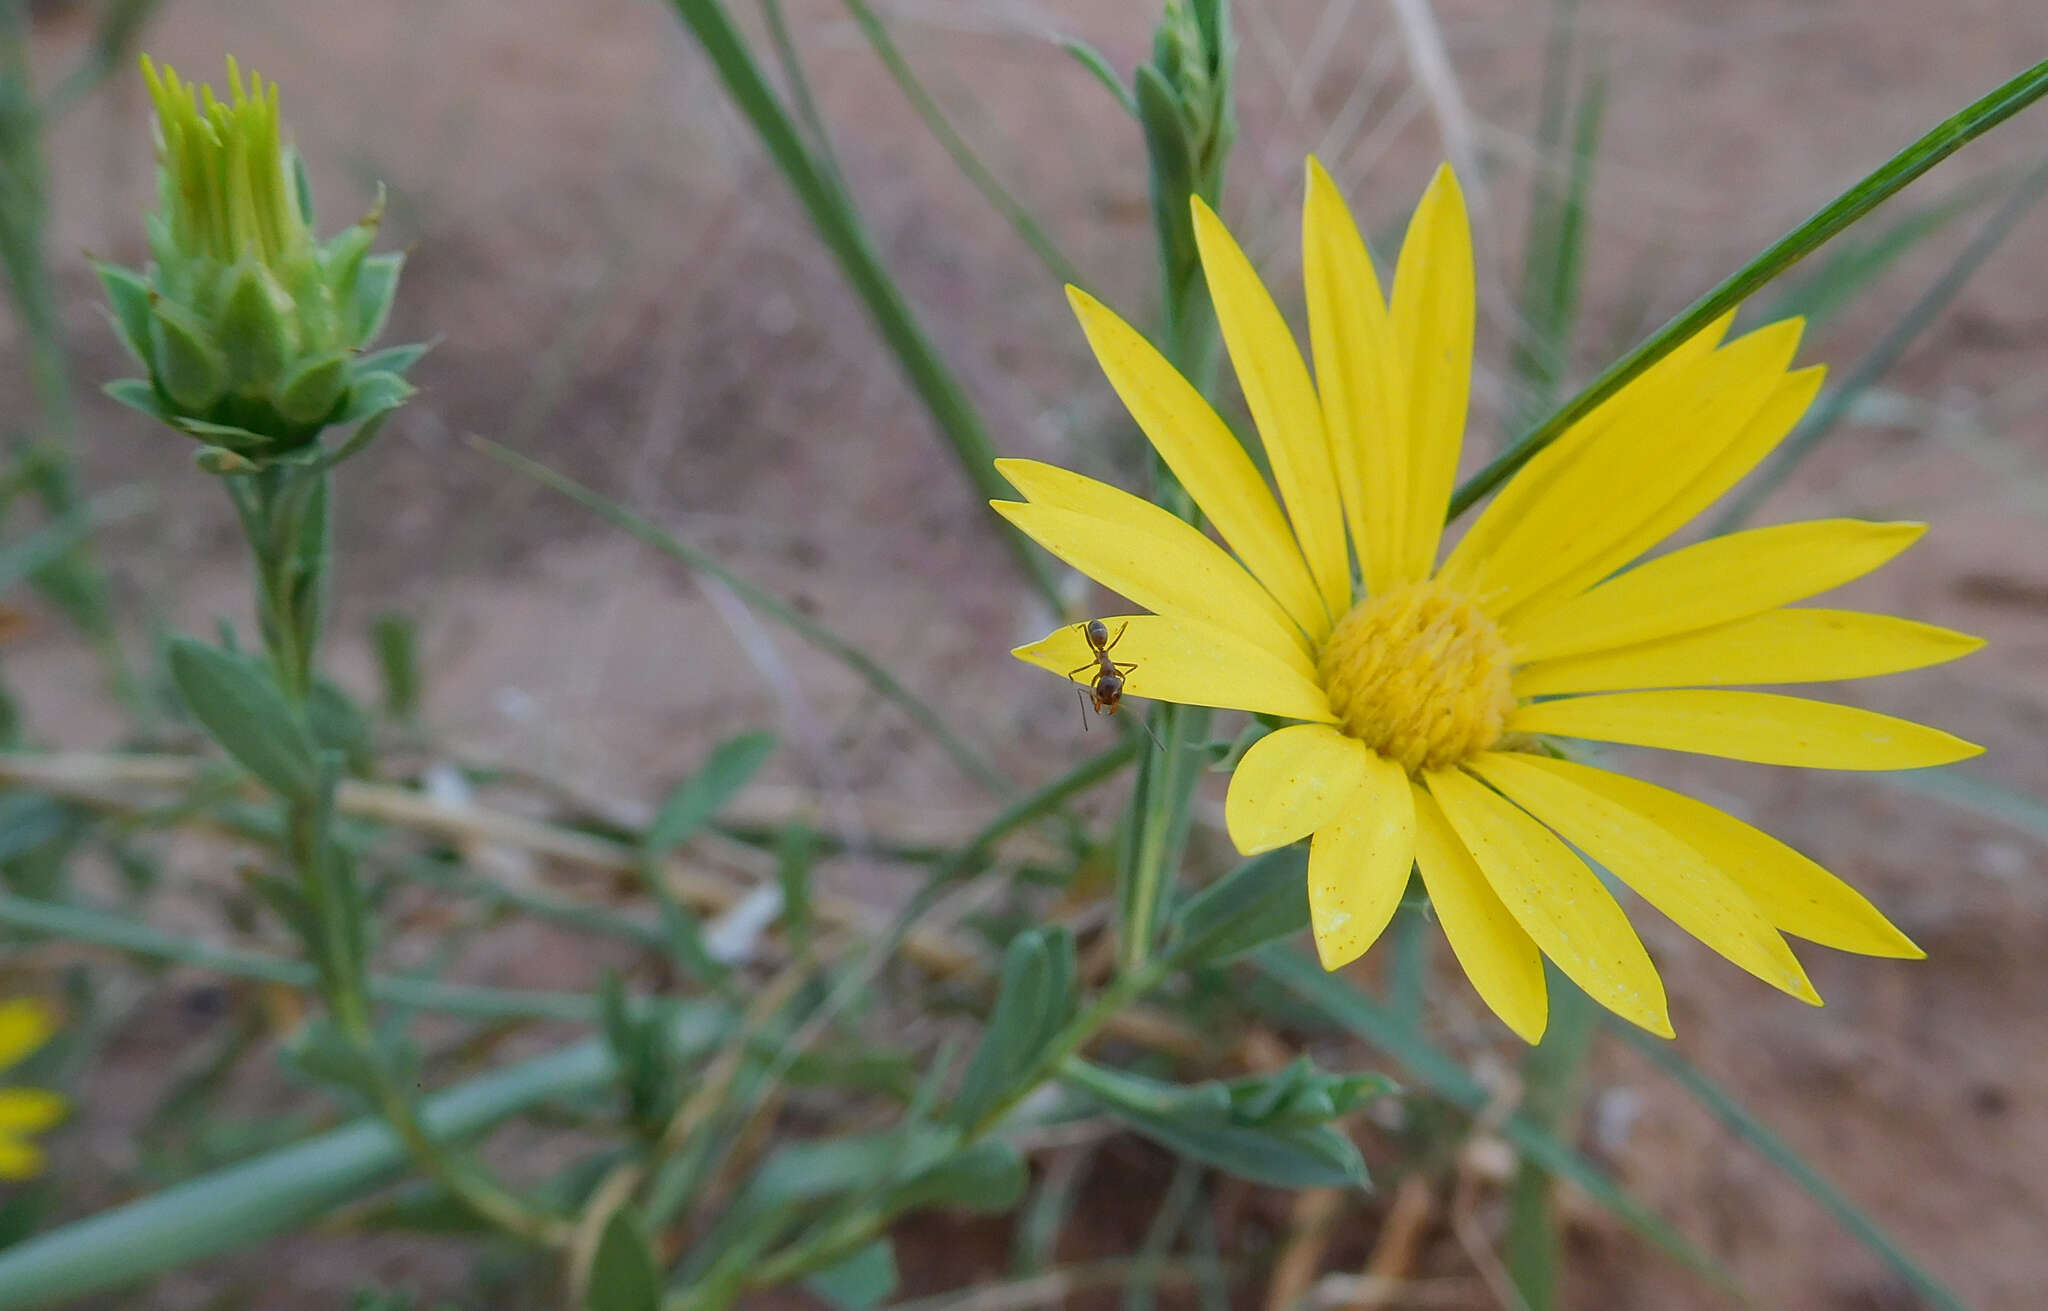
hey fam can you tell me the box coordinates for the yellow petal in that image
[1510,689,1983,770]
[1535,764,1921,957]
[1225,724,1376,855]
[1426,767,1672,1036]
[992,465,1314,673]
[1447,319,1797,617]
[1307,753,1415,970]
[1411,780,1548,1042]
[1515,366,1826,617]
[0,1135,44,1181]
[1012,614,1336,724]
[1303,157,1406,596]
[0,1088,66,1134]
[1067,287,1331,639]
[1505,520,1925,662]
[1441,309,1735,596]
[1513,609,1984,696]
[1388,164,1475,583]
[1469,752,1819,1003]
[0,999,56,1074]
[1191,200,1351,619]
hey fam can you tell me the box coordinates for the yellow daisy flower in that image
[0,999,65,1179]
[999,159,1983,1042]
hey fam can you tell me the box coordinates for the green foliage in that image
[587,1212,662,1311]
[166,636,319,799]
[803,1238,898,1311]
[645,732,777,859]
[1165,847,1308,966]
[1062,1059,1370,1190]
[0,9,2030,1311]
[950,928,1076,1128]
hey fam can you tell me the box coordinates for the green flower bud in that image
[1152,0,1235,192]
[101,57,423,463]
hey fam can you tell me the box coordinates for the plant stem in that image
[471,435,1015,798]
[0,889,630,1021]
[1710,148,2048,532]
[0,8,138,711]
[838,0,1085,288]
[1451,55,2048,520]
[667,0,1063,608]
[715,954,1178,1307]
[228,463,570,1246]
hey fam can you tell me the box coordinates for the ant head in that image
[1083,618,1111,648]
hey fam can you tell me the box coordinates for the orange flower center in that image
[1317,580,1515,773]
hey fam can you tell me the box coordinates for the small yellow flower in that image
[1000,160,1983,1042]
[0,999,66,1179]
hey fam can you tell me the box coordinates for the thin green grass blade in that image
[1760,171,2008,330]
[0,1006,726,1308]
[1712,150,2048,530]
[1881,768,2048,847]
[664,0,1062,606]
[0,890,617,1022]
[469,436,1012,797]
[840,0,1084,288]
[1614,1025,1978,1311]
[1504,969,1599,1311]
[1452,56,2048,520]
[760,0,844,195]
[1254,945,1743,1296]
[1505,0,1596,437]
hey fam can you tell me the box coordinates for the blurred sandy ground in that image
[4,0,2047,1306]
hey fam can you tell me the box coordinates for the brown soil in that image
[6,0,2047,1308]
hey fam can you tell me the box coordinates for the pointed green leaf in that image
[332,370,414,428]
[369,612,420,721]
[644,731,778,858]
[1063,1060,1367,1190]
[351,251,405,346]
[950,930,1065,1128]
[172,416,274,452]
[803,1239,898,1311]
[195,447,259,476]
[586,1211,661,1311]
[276,351,352,425]
[94,262,156,369]
[103,377,174,423]
[882,1139,1026,1213]
[352,341,433,380]
[1061,38,1137,115]
[148,299,228,411]
[166,637,318,800]
[216,260,297,386]
[1168,847,1309,966]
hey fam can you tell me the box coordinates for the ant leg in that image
[1104,620,1129,652]
[1066,661,1096,682]
[1112,661,1137,675]
[1075,685,1092,732]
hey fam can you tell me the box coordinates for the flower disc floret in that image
[1318,581,1513,773]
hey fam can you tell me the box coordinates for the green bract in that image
[97,57,420,465]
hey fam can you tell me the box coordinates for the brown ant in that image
[1068,618,1135,723]
[1065,619,1167,750]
